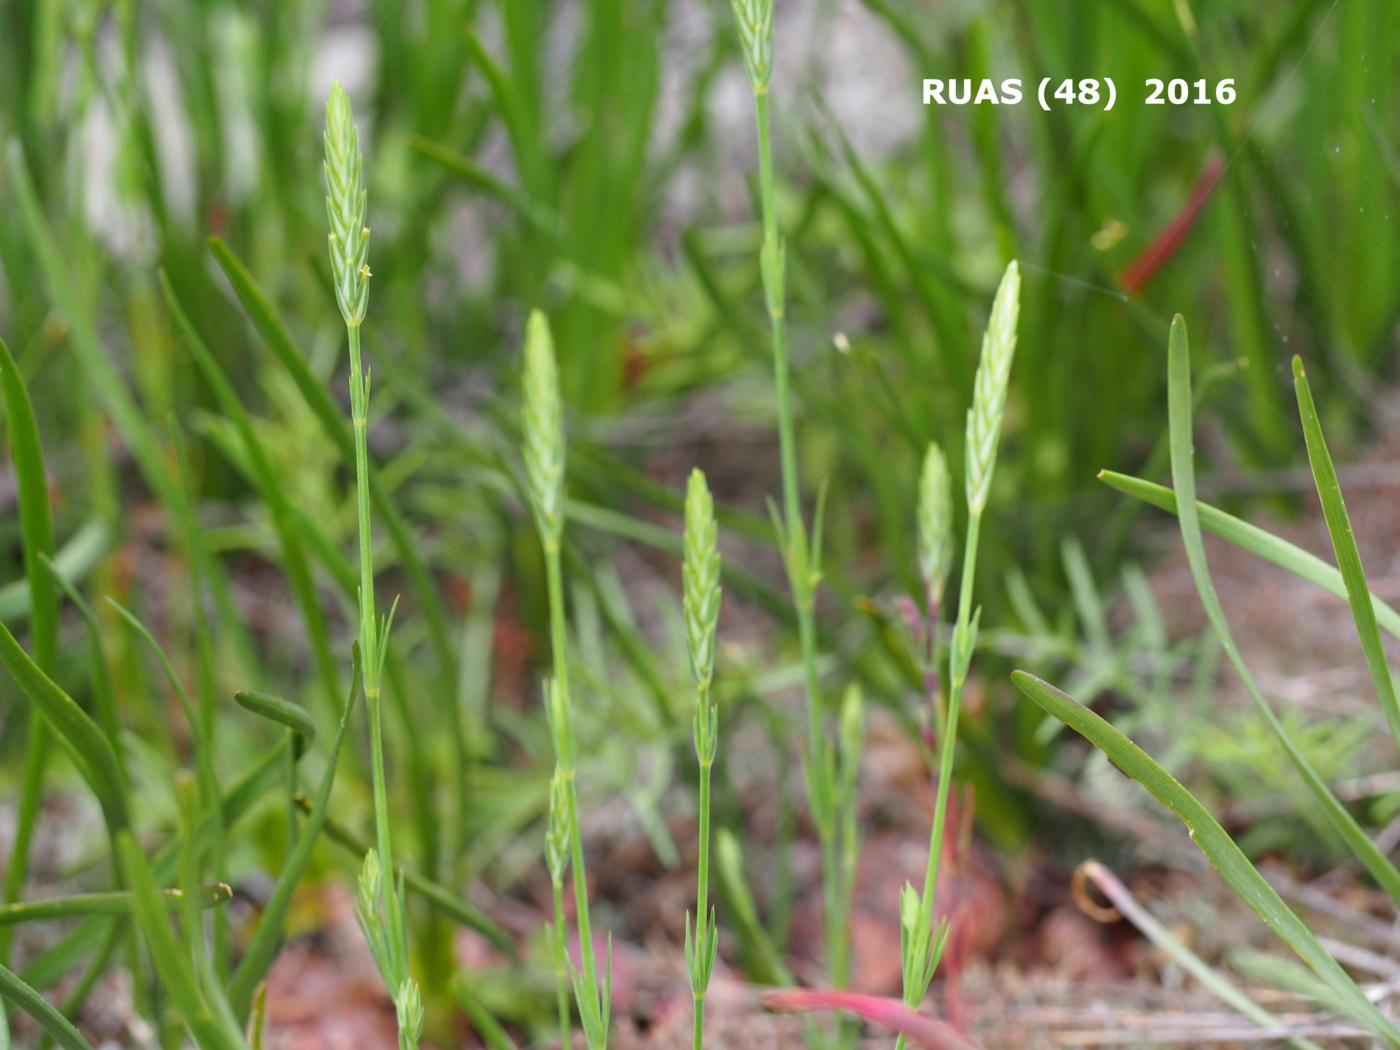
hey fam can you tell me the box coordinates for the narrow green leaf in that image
[1011,671,1400,1047]
[0,334,59,965]
[0,962,94,1050]
[1165,315,1400,905]
[1099,470,1400,640]
[1292,357,1400,748]
[0,620,129,834]
[0,886,230,926]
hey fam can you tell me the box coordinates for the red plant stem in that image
[1121,154,1225,294]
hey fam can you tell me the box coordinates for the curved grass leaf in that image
[1292,357,1400,748]
[229,651,361,1019]
[1098,471,1400,640]
[234,690,318,750]
[1164,315,1400,905]
[1011,671,1400,1047]
[0,962,94,1050]
[0,620,129,834]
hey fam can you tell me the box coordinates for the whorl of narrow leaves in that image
[964,261,1021,516]
[522,311,564,541]
[729,0,774,93]
[324,82,371,327]
[683,469,722,696]
[917,442,953,605]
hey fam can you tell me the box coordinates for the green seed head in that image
[323,82,371,327]
[395,979,423,1050]
[683,468,722,695]
[522,311,564,541]
[545,765,571,882]
[917,442,953,605]
[965,261,1021,516]
[729,0,774,93]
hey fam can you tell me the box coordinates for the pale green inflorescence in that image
[545,765,571,883]
[522,310,564,542]
[917,442,953,605]
[323,81,371,328]
[964,261,1021,516]
[683,469,722,704]
[395,980,423,1050]
[729,0,774,93]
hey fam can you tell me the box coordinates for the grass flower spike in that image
[729,0,774,94]
[683,469,722,1049]
[324,82,371,328]
[523,310,564,545]
[964,262,1021,517]
[917,442,953,613]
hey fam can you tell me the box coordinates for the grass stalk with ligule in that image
[523,310,612,1048]
[324,80,419,1050]
[682,469,722,1049]
[897,261,1020,1050]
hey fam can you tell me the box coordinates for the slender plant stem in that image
[544,540,600,1015]
[552,877,571,1045]
[895,514,984,1050]
[347,320,403,984]
[693,756,712,1050]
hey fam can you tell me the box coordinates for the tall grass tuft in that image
[522,310,612,1048]
[683,468,722,1049]
[323,80,417,1050]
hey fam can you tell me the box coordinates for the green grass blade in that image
[1292,357,1400,748]
[0,619,129,834]
[0,334,59,964]
[0,335,57,674]
[1011,671,1400,1047]
[0,886,231,926]
[116,833,248,1050]
[0,962,95,1050]
[1164,315,1400,904]
[229,650,361,1019]
[1098,471,1400,640]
